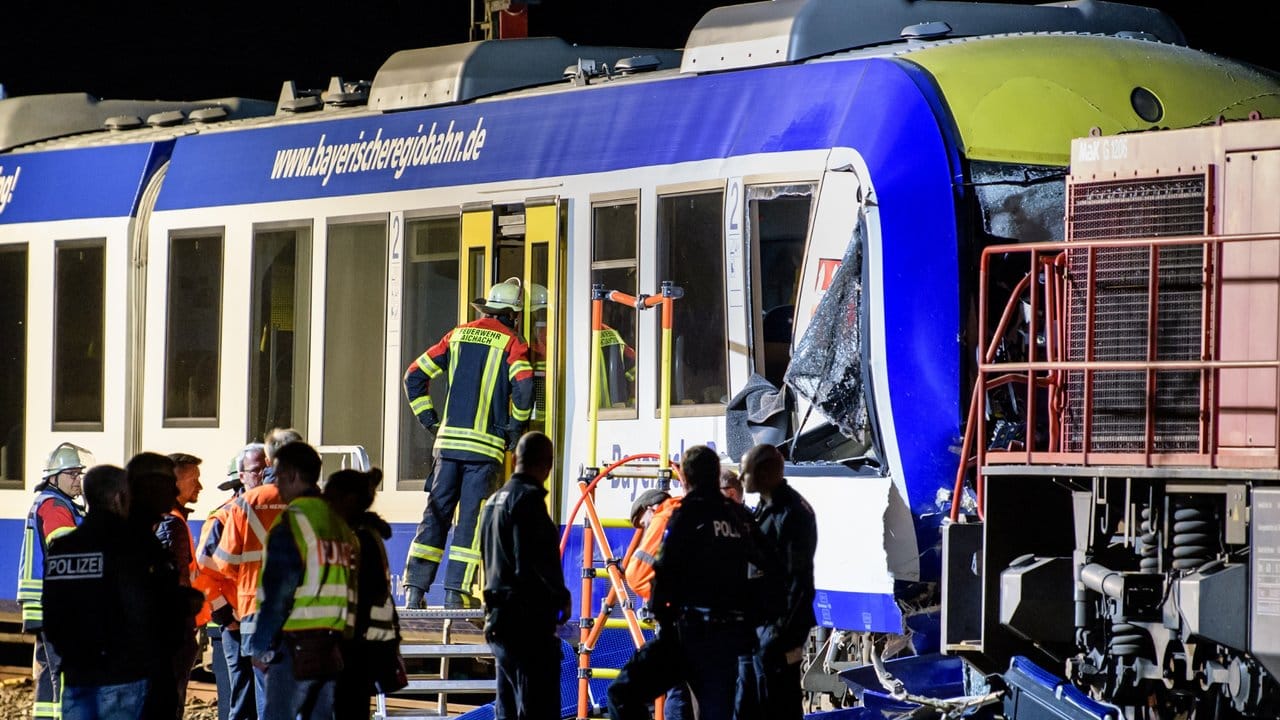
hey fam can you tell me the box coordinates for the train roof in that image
[682,0,1184,73]
[9,32,1275,165]
[0,93,275,153]
[0,0,1204,155]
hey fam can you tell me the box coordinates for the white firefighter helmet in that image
[43,442,95,479]
[471,277,524,315]
[529,282,548,312]
[218,454,243,492]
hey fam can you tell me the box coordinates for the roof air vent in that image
[146,110,185,127]
[614,55,663,75]
[901,21,951,40]
[563,58,610,85]
[104,115,144,131]
[277,81,323,114]
[322,76,371,107]
[369,38,681,112]
[189,106,229,123]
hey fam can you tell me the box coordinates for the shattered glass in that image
[971,161,1065,243]
[785,222,871,450]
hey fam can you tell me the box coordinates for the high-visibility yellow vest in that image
[18,488,84,629]
[597,326,636,408]
[278,497,359,635]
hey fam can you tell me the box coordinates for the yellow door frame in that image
[524,196,564,514]
[459,203,494,323]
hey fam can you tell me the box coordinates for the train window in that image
[399,214,460,489]
[164,233,223,426]
[248,226,312,444]
[0,245,26,486]
[322,219,387,470]
[656,190,727,413]
[591,199,639,416]
[52,240,106,430]
[746,184,814,387]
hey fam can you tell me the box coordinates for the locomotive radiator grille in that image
[1064,175,1207,453]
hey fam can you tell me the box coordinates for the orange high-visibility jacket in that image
[192,497,236,626]
[625,496,682,601]
[204,484,288,620]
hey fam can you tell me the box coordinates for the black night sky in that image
[1,1,1276,103]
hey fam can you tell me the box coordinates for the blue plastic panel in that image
[0,142,171,224]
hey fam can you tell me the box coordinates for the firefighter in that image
[206,444,290,718]
[18,442,91,720]
[596,322,637,409]
[248,442,359,720]
[196,444,266,720]
[403,276,534,609]
[479,431,571,720]
[739,443,817,720]
[608,445,777,720]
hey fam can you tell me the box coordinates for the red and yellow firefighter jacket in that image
[404,317,534,463]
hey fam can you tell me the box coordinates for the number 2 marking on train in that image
[727,181,741,233]
[391,215,402,260]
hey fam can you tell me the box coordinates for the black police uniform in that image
[42,509,175,698]
[607,485,777,720]
[479,471,570,720]
[740,480,817,720]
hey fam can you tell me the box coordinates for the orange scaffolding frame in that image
[559,281,683,720]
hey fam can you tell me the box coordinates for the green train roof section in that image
[902,34,1280,166]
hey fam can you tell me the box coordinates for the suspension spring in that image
[1139,506,1159,573]
[1109,620,1150,659]
[1170,501,1216,572]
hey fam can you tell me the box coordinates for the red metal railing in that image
[952,230,1280,520]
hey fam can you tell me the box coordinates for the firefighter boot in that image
[404,585,426,609]
[444,589,478,609]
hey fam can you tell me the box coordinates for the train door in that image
[320,217,388,473]
[456,199,566,505]
[247,223,311,446]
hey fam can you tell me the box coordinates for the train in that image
[2,0,1279,717]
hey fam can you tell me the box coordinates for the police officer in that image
[403,277,534,609]
[18,442,91,720]
[740,443,817,720]
[607,445,777,720]
[43,465,166,719]
[479,431,571,720]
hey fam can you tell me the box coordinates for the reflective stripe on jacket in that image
[353,513,399,643]
[261,496,359,635]
[596,325,636,409]
[193,499,237,626]
[624,496,681,601]
[18,488,84,629]
[204,484,287,619]
[404,317,534,463]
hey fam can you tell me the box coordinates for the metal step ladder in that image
[374,608,496,719]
